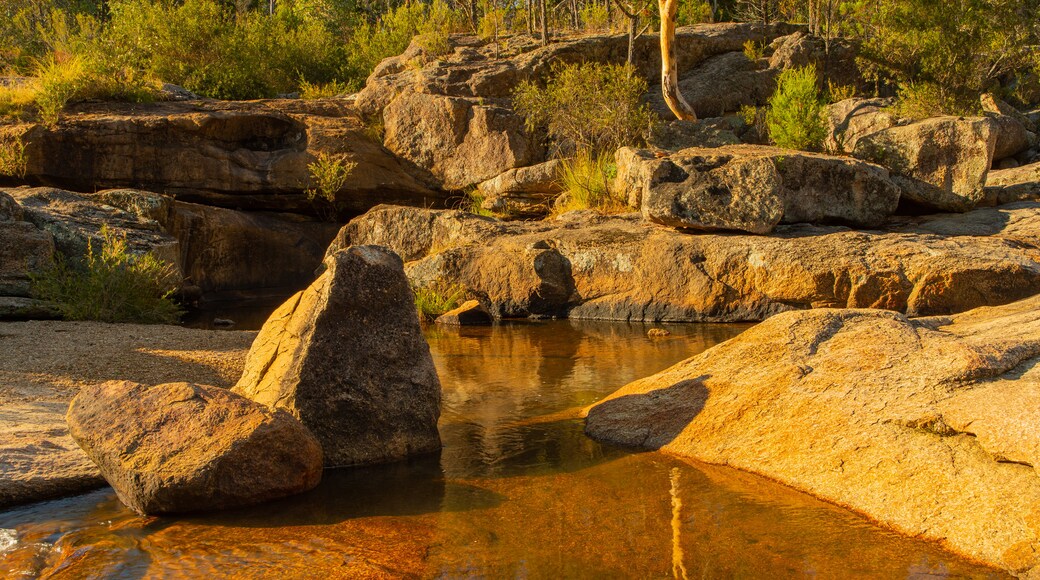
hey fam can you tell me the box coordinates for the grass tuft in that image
[413,281,465,323]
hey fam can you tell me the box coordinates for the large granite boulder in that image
[617,145,900,233]
[66,380,323,515]
[853,116,998,212]
[340,203,1040,322]
[823,98,898,154]
[234,245,442,467]
[585,295,1040,576]
[4,99,442,214]
[477,159,564,219]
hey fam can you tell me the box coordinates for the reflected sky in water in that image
[0,321,1005,578]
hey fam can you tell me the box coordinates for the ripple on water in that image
[0,529,16,553]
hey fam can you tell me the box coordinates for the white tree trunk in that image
[658,0,697,121]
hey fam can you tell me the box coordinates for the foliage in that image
[461,188,494,216]
[554,151,627,215]
[348,0,464,79]
[676,0,714,25]
[742,39,764,61]
[31,226,182,324]
[766,64,826,151]
[299,79,352,99]
[739,103,768,142]
[826,81,856,103]
[306,152,356,219]
[579,3,610,31]
[0,135,28,178]
[514,62,657,156]
[413,281,465,322]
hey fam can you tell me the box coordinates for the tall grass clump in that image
[554,151,626,215]
[31,226,182,324]
[306,152,356,220]
[766,64,826,151]
[413,281,465,322]
[0,135,28,179]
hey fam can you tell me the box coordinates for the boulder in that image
[3,187,180,270]
[66,380,323,515]
[382,91,541,191]
[234,245,442,467]
[646,51,778,119]
[619,145,901,233]
[341,203,1040,322]
[477,160,564,219]
[435,299,493,325]
[647,118,743,151]
[986,162,1040,205]
[824,98,898,154]
[6,99,442,214]
[0,194,54,297]
[853,116,998,212]
[585,295,1040,576]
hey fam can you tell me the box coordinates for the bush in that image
[766,65,826,151]
[892,81,972,120]
[0,135,27,178]
[306,152,356,219]
[554,151,627,215]
[413,282,465,322]
[32,226,182,324]
[514,62,658,156]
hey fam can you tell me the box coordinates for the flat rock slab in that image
[341,202,1040,322]
[584,294,1040,576]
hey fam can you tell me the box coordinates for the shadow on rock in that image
[584,377,709,449]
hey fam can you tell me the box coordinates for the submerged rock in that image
[340,202,1040,322]
[66,380,323,515]
[234,245,442,467]
[436,300,493,326]
[618,145,901,233]
[585,294,1040,576]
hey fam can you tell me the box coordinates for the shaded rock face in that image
[167,201,340,296]
[340,203,1040,322]
[477,159,564,219]
[618,145,900,233]
[824,98,898,154]
[6,99,442,214]
[66,380,323,515]
[986,161,1040,205]
[0,192,54,298]
[234,245,442,467]
[853,116,997,212]
[585,295,1040,576]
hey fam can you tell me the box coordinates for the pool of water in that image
[0,321,1004,578]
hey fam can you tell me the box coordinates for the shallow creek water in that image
[0,321,1005,578]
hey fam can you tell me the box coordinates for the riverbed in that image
[0,321,1004,577]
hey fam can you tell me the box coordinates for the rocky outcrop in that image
[166,201,340,296]
[4,99,442,214]
[853,116,998,212]
[584,295,1040,576]
[341,203,1040,322]
[436,299,493,325]
[477,160,564,219]
[234,245,442,467]
[66,380,323,515]
[617,145,900,233]
[824,98,898,154]
[986,162,1040,205]
[982,94,1037,162]
[0,191,54,298]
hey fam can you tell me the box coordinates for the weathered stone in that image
[382,91,541,191]
[234,246,442,467]
[3,187,180,269]
[67,380,323,515]
[647,118,743,151]
[435,299,493,326]
[0,217,53,298]
[620,145,901,233]
[824,97,898,154]
[477,160,564,219]
[982,93,1037,132]
[987,113,1035,162]
[5,99,442,214]
[853,116,998,212]
[166,201,340,296]
[985,162,1040,205]
[340,203,1040,322]
[585,295,1040,576]
[647,51,778,119]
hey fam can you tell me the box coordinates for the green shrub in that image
[0,135,28,178]
[299,79,352,99]
[413,281,465,322]
[32,226,182,324]
[676,0,713,25]
[579,3,610,31]
[514,62,658,156]
[306,152,356,219]
[826,81,856,103]
[554,151,627,215]
[766,64,826,151]
[742,39,764,61]
[347,0,463,79]
[892,81,974,120]
[461,188,493,217]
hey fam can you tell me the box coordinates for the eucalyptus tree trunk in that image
[541,0,549,45]
[658,0,697,120]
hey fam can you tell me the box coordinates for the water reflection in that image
[0,320,1006,578]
